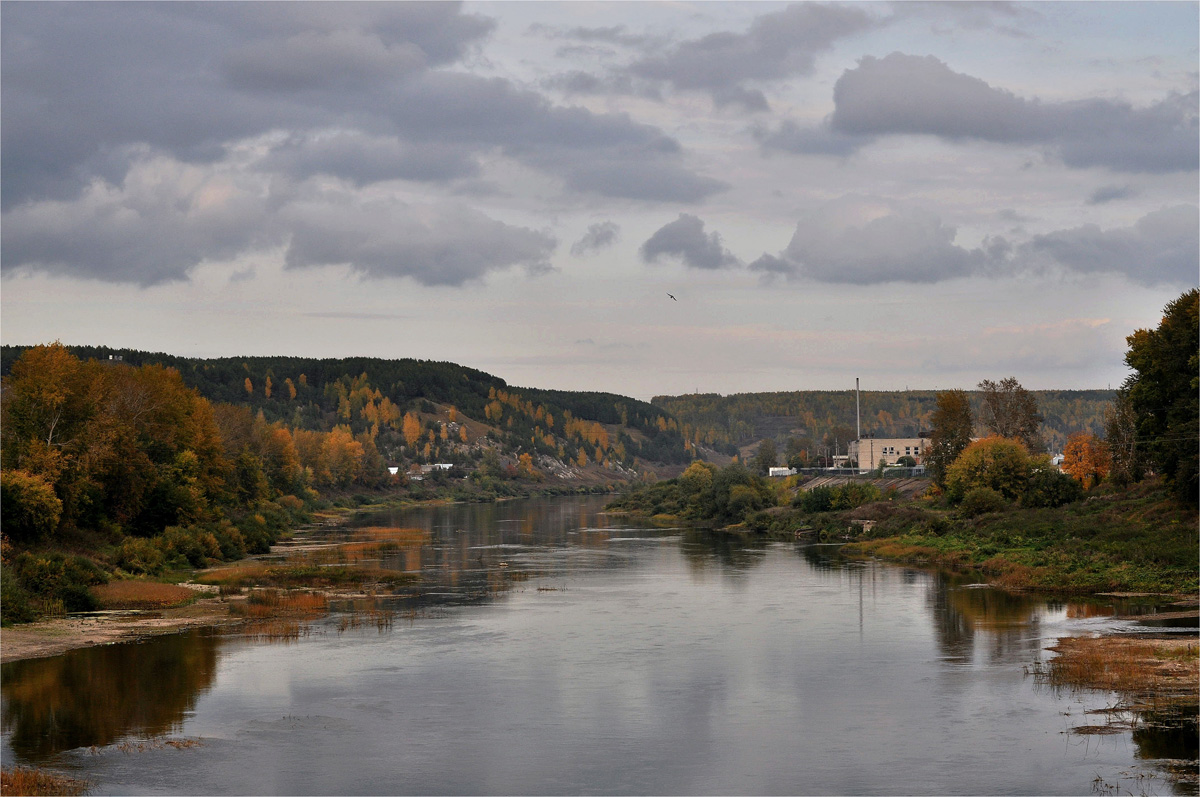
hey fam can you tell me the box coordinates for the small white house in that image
[768,467,797,477]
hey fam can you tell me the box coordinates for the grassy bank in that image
[757,477,1197,595]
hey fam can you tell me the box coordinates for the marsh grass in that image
[231,589,328,619]
[198,563,417,590]
[115,737,204,753]
[91,581,198,610]
[240,619,314,642]
[1,766,90,796]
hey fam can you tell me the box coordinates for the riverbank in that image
[0,589,236,664]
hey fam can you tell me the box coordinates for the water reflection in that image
[1,630,220,762]
[1,496,1192,794]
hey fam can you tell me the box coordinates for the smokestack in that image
[856,378,861,442]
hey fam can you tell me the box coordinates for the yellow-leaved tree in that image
[1061,433,1111,490]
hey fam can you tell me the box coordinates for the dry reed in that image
[91,581,199,610]
[1,766,90,796]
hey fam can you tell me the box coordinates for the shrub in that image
[832,482,882,510]
[959,486,1008,517]
[795,482,882,513]
[796,485,836,512]
[0,470,62,543]
[0,573,37,624]
[945,436,1033,503]
[1022,468,1085,508]
[4,551,107,617]
[157,525,221,568]
[114,537,166,575]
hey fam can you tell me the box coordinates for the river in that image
[2,495,1195,795]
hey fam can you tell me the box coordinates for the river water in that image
[2,495,1195,795]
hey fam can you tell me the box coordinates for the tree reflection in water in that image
[1,629,220,762]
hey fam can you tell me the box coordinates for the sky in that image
[2,2,1196,401]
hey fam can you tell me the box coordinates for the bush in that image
[0,470,63,543]
[833,482,882,510]
[945,437,1033,503]
[795,482,882,513]
[3,551,107,618]
[114,537,166,575]
[795,485,836,512]
[1022,468,1084,508]
[157,525,221,568]
[959,487,1008,517]
[0,574,37,624]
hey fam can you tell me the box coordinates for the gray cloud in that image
[629,3,876,110]
[260,131,479,185]
[1,156,275,286]
[1,2,721,212]
[571,222,621,256]
[640,214,741,270]
[282,196,557,286]
[754,119,873,157]
[826,52,1198,172]
[749,198,989,284]
[750,198,1198,286]
[1086,185,1137,205]
[1022,205,1198,286]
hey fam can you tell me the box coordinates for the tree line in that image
[653,387,1116,457]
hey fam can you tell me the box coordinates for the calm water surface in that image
[3,495,1195,795]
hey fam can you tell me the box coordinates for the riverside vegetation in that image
[610,289,1199,596]
[0,343,685,626]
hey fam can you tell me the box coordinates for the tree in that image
[1123,289,1198,504]
[0,469,63,542]
[944,436,1036,503]
[926,389,973,487]
[1104,388,1146,486]
[402,412,422,448]
[244,377,253,396]
[1061,433,1111,490]
[753,439,778,474]
[977,377,1043,452]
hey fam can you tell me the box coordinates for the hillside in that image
[1,345,693,480]
[653,389,1116,458]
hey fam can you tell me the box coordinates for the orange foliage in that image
[1062,433,1111,490]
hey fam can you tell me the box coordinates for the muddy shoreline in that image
[0,592,238,664]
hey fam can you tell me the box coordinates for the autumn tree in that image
[944,436,1034,503]
[1122,288,1198,504]
[1061,433,1111,490]
[926,389,974,487]
[244,377,253,396]
[0,469,63,542]
[402,412,422,448]
[977,377,1043,452]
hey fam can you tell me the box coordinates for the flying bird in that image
[667,293,677,301]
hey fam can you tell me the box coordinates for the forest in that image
[653,388,1116,458]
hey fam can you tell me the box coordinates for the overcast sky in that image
[2,2,1196,399]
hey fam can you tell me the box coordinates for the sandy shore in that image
[1,594,238,664]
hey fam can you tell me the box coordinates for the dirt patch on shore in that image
[1,595,237,664]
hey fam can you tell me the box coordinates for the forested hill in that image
[0,345,692,468]
[654,389,1117,456]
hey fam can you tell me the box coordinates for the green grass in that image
[842,478,1197,594]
